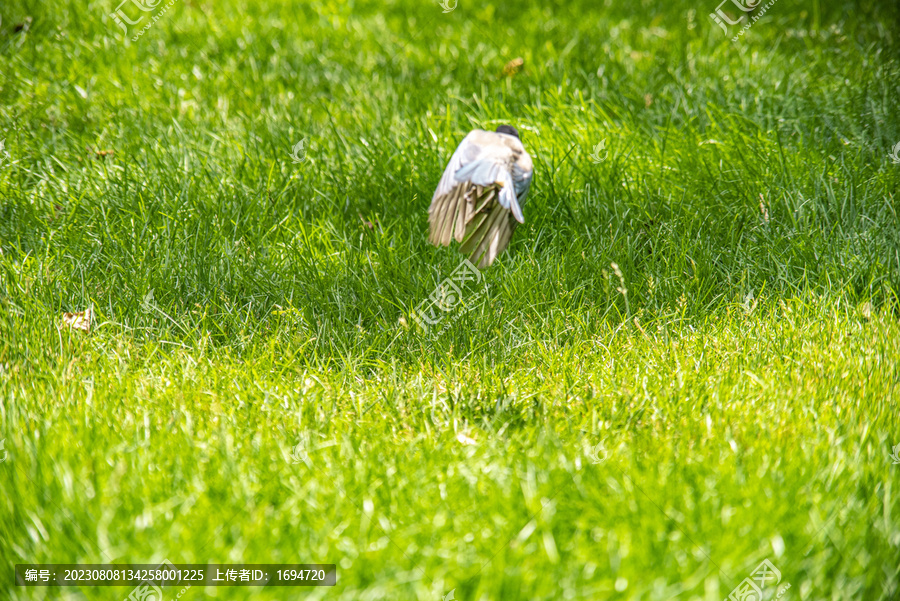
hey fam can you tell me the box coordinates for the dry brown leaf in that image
[759,193,770,223]
[358,212,376,230]
[503,57,524,77]
[61,308,92,332]
[456,432,477,446]
[86,146,115,158]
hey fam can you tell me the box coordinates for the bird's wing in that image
[451,133,532,224]
[428,131,485,246]
[511,152,533,207]
[431,131,483,202]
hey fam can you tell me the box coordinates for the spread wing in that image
[428,130,533,266]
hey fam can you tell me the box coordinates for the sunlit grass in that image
[1,0,899,599]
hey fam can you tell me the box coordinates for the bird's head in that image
[495,125,520,139]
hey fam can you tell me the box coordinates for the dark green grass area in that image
[1,0,899,599]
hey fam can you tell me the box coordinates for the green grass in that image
[1,0,900,599]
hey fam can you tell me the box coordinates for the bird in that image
[428,125,533,269]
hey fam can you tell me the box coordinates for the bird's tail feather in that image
[429,184,462,246]
[459,200,517,269]
[428,185,497,247]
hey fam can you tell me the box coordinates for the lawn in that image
[1,0,900,599]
